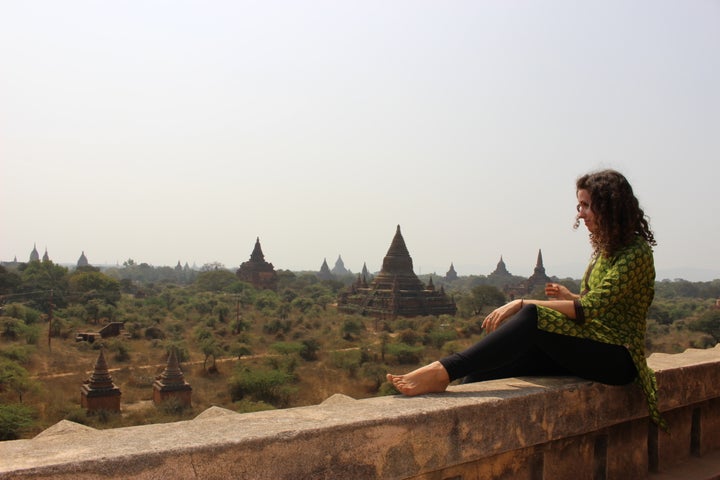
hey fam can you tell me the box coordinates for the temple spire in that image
[250,237,265,262]
[386,225,410,257]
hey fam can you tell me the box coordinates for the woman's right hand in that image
[545,283,575,300]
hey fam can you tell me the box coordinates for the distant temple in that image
[525,249,551,293]
[361,262,372,281]
[29,244,40,262]
[77,251,89,268]
[317,258,334,281]
[337,225,456,319]
[489,256,512,277]
[236,237,278,291]
[331,255,350,276]
[445,263,458,282]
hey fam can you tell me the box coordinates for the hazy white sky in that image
[1,1,718,281]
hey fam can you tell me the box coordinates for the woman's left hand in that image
[482,299,524,333]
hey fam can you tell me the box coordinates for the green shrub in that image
[330,349,362,377]
[0,345,35,364]
[229,367,296,407]
[424,329,458,349]
[159,396,187,415]
[386,343,423,364]
[269,341,304,356]
[0,403,35,440]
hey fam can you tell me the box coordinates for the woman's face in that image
[576,189,597,234]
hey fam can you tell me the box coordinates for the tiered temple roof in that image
[337,225,456,319]
[490,256,511,277]
[236,237,278,291]
[80,350,121,412]
[153,349,192,407]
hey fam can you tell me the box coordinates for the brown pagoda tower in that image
[236,237,278,291]
[526,249,551,292]
[153,349,192,408]
[80,350,121,413]
[337,225,456,318]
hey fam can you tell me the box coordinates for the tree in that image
[689,309,720,343]
[199,338,222,372]
[67,271,121,305]
[0,403,35,440]
[0,359,38,403]
[18,261,69,312]
[300,339,320,361]
[467,285,506,316]
[0,265,21,295]
[195,269,237,292]
[341,318,364,340]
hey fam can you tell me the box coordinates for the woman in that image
[387,169,665,428]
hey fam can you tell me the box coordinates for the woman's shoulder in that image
[619,235,653,255]
[604,236,653,266]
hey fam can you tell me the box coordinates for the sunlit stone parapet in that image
[2,345,719,480]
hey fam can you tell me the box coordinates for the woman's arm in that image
[482,298,576,332]
[545,283,580,301]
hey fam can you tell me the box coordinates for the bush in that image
[0,403,35,440]
[0,345,35,364]
[145,326,166,340]
[64,406,91,425]
[231,343,252,358]
[300,338,320,361]
[330,349,362,377]
[229,367,296,407]
[424,329,458,349]
[397,328,420,345]
[108,340,131,362]
[158,396,187,415]
[341,318,364,340]
[386,343,423,365]
[269,341,304,356]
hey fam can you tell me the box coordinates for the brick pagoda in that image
[153,349,192,408]
[236,237,278,291]
[80,350,121,413]
[337,225,456,318]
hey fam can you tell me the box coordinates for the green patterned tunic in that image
[535,235,666,428]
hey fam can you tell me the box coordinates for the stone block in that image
[542,435,594,480]
[606,419,648,480]
[655,407,693,472]
[700,398,720,454]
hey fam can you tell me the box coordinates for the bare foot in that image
[386,361,450,396]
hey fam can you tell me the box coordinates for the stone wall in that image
[1,346,718,480]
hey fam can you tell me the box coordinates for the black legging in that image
[439,304,637,386]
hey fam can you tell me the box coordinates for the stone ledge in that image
[0,345,718,480]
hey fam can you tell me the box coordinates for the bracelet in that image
[520,299,524,309]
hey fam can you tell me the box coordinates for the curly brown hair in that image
[575,169,656,257]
